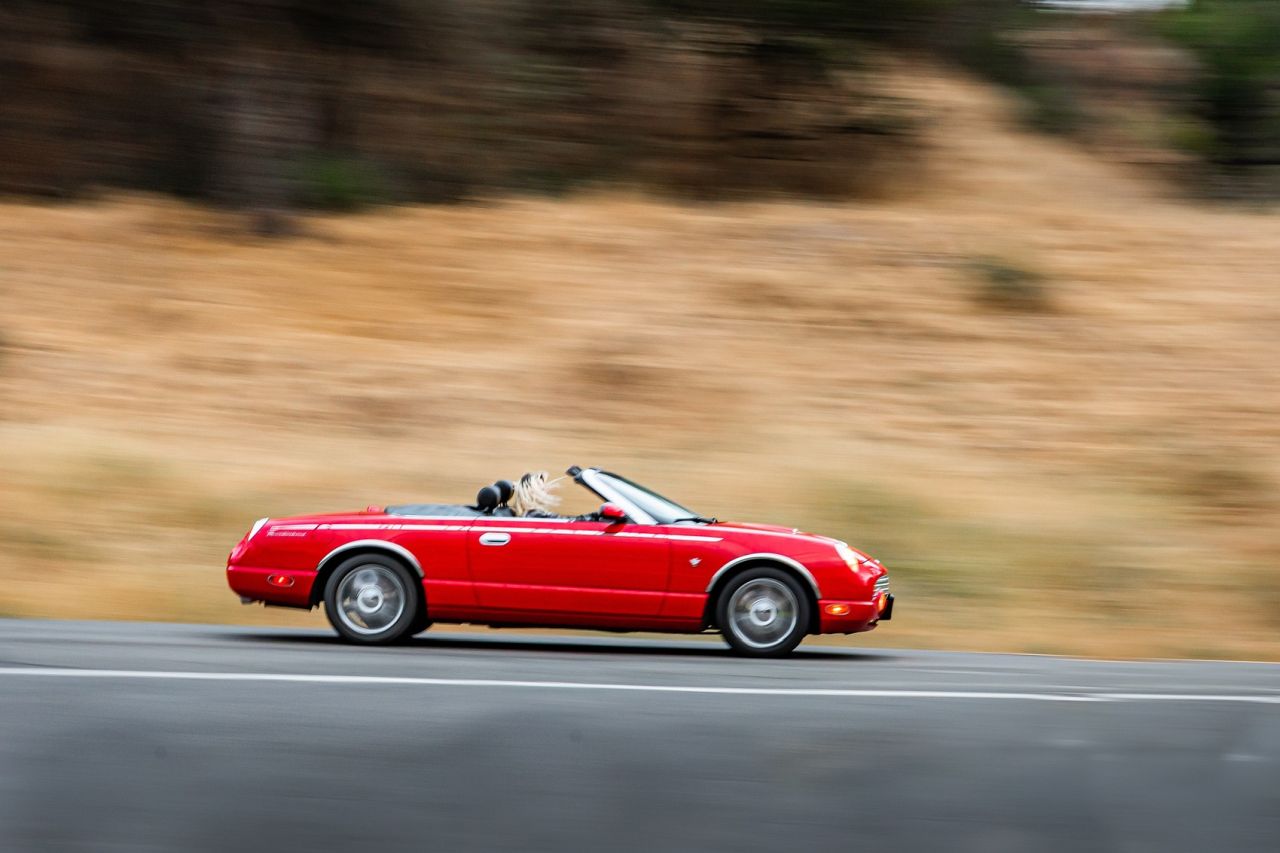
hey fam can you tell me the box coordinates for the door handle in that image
[479,532,511,546]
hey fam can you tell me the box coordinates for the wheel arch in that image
[703,554,821,634]
[310,540,425,609]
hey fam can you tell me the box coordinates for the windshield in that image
[594,471,701,524]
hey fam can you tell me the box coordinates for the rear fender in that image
[310,540,424,607]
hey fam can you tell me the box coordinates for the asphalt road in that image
[1,620,1278,853]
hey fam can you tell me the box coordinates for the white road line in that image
[1,668,1278,702]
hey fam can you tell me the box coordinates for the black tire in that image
[323,554,421,645]
[407,606,433,638]
[716,567,810,658]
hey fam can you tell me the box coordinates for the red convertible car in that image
[226,467,893,656]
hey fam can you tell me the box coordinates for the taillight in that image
[229,518,269,565]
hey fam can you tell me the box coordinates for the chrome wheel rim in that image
[336,565,406,635]
[727,578,798,650]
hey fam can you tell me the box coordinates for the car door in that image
[467,517,671,617]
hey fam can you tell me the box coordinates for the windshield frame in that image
[579,469,701,525]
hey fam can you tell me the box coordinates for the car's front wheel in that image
[717,568,810,657]
[323,555,421,644]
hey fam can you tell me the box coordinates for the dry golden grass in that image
[1,68,1277,658]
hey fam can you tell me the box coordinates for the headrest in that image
[475,485,500,512]
[493,479,514,505]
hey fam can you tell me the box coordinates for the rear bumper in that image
[816,594,895,634]
[226,565,315,608]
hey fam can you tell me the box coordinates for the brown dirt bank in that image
[1,70,1277,658]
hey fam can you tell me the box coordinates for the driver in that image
[509,471,606,521]
[511,471,563,518]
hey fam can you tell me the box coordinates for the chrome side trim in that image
[704,553,822,599]
[391,515,572,523]
[316,540,424,578]
[321,523,468,532]
[320,522,721,542]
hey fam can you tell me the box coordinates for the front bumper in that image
[815,593,895,635]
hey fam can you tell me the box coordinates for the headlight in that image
[836,541,881,572]
[249,517,270,539]
[835,542,861,570]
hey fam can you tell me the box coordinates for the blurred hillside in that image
[1,58,1277,658]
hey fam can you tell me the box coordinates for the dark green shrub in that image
[1179,457,1276,518]
[970,256,1049,312]
[1016,84,1084,136]
[1160,1,1280,169]
[290,153,394,211]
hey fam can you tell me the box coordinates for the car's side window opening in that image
[558,482,611,519]
[392,468,700,524]
[490,471,608,521]
[592,471,700,525]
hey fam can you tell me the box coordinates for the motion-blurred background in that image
[0,0,1276,658]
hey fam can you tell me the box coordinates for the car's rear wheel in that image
[717,567,809,658]
[323,555,421,644]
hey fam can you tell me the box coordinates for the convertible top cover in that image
[385,504,485,517]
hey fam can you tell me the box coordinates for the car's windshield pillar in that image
[579,469,658,524]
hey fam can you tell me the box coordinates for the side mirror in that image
[599,503,627,522]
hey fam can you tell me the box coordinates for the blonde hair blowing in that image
[512,471,562,516]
